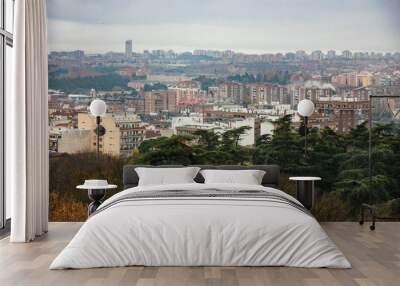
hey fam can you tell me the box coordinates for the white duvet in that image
[50,183,351,269]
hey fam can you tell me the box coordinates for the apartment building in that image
[172,86,206,105]
[176,124,223,137]
[125,40,133,57]
[126,97,145,114]
[326,50,336,59]
[176,80,201,89]
[357,72,374,87]
[78,112,145,157]
[290,84,335,107]
[342,50,353,59]
[352,86,371,101]
[175,118,260,146]
[310,50,323,61]
[217,82,243,104]
[332,72,374,87]
[144,90,177,114]
[49,128,92,154]
[313,100,369,133]
[203,110,256,123]
[248,83,289,105]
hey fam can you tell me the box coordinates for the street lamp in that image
[297,99,315,158]
[89,99,107,159]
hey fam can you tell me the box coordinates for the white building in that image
[172,115,203,133]
[172,114,260,146]
[49,127,92,154]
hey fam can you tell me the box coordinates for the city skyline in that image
[49,46,400,56]
[47,0,400,54]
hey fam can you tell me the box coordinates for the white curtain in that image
[7,0,49,242]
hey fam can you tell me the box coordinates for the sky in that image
[47,0,400,54]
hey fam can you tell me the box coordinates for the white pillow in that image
[200,169,266,185]
[135,167,200,186]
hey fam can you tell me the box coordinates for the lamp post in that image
[297,99,315,158]
[89,99,107,159]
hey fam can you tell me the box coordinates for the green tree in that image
[193,129,220,149]
[254,115,303,172]
[193,76,217,91]
[136,135,197,165]
[49,74,130,93]
[49,118,400,221]
[308,127,347,191]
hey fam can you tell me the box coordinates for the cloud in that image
[47,0,400,53]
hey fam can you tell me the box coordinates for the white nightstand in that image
[77,180,117,216]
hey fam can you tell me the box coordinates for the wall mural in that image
[46,1,400,222]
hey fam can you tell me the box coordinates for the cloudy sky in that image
[47,0,400,54]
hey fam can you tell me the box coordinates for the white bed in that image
[50,183,351,269]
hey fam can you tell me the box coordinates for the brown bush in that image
[312,192,350,221]
[49,152,125,221]
[49,192,87,222]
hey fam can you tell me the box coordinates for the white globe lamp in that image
[89,99,107,159]
[297,99,315,117]
[297,99,315,158]
[89,99,107,117]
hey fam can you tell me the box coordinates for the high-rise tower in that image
[125,40,133,57]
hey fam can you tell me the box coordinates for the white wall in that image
[260,120,275,136]
[230,118,256,146]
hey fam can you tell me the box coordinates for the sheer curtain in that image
[7,0,49,242]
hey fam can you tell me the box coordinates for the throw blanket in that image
[92,189,311,217]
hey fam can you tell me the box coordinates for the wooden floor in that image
[0,222,399,286]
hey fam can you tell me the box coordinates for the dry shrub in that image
[49,192,87,222]
[312,192,350,221]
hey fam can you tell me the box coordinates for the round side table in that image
[76,184,117,216]
[289,177,321,210]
